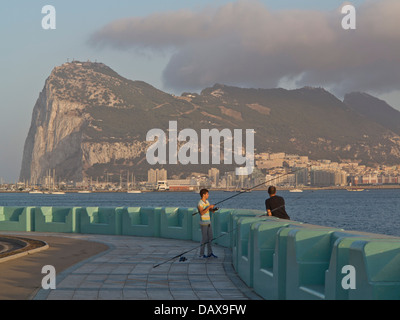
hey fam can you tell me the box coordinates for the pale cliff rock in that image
[19,62,150,183]
[20,80,85,183]
[81,141,149,169]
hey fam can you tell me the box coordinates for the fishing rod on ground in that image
[153,167,307,269]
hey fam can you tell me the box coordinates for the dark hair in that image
[200,189,209,197]
[268,186,277,195]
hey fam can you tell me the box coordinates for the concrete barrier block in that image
[273,227,297,300]
[230,209,265,248]
[160,208,193,240]
[213,209,234,248]
[251,219,304,300]
[251,219,292,299]
[80,207,121,235]
[285,228,345,300]
[324,231,378,300]
[122,207,161,238]
[348,239,400,300]
[232,215,264,268]
[235,217,265,287]
[34,207,79,233]
[0,207,35,232]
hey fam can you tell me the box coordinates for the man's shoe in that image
[208,253,218,258]
[199,255,208,258]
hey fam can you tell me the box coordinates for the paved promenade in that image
[0,232,261,300]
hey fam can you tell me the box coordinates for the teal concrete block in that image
[115,207,123,235]
[272,223,329,300]
[273,227,297,300]
[231,215,241,268]
[121,207,161,238]
[251,219,304,300]
[348,239,400,300]
[0,207,35,232]
[324,233,374,300]
[235,217,265,287]
[230,209,265,248]
[80,207,121,235]
[213,209,234,248]
[285,228,345,300]
[160,207,193,240]
[251,219,292,299]
[34,207,80,233]
[232,216,263,270]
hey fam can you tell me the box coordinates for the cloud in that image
[90,0,400,96]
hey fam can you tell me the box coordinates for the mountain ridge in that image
[344,92,400,136]
[19,61,400,183]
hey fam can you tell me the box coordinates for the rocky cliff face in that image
[20,61,400,183]
[19,62,150,183]
[20,76,85,183]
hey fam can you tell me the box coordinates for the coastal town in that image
[2,152,400,193]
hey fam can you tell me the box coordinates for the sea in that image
[0,189,399,238]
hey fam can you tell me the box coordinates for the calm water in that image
[0,189,399,237]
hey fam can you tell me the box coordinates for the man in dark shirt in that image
[265,186,290,220]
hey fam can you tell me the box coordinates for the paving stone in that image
[24,233,261,300]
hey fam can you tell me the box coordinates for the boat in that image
[29,190,43,194]
[290,173,303,192]
[127,190,142,194]
[50,191,66,195]
[127,172,142,193]
[45,169,65,194]
[347,188,364,192]
[156,181,170,191]
[78,190,92,194]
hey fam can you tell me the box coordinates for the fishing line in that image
[153,167,310,268]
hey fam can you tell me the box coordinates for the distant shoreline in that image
[227,185,400,192]
[278,185,400,191]
[1,184,400,194]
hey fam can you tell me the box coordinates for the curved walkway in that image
[0,232,261,300]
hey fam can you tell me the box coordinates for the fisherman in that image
[198,189,218,258]
[265,186,290,220]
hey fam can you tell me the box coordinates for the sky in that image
[0,0,399,182]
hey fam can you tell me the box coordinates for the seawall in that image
[0,206,399,300]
